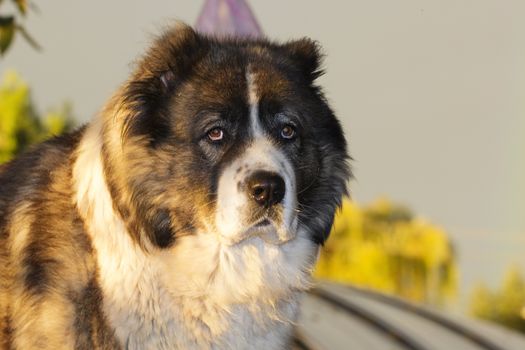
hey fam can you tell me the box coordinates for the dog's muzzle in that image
[214,142,298,246]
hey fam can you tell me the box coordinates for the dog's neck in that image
[72,120,315,349]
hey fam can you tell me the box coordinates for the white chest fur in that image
[72,122,316,349]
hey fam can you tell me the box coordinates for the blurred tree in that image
[0,70,74,163]
[470,266,525,333]
[0,0,40,56]
[315,197,458,305]
[470,284,495,319]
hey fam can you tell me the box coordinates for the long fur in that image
[0,23,350,349]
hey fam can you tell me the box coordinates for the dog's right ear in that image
[135,23,205,90]
[121,23,206,141]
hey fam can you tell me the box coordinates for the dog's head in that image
[102,23,350,261]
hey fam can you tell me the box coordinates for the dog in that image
[0,23,350,349]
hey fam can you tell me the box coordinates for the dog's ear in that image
[282,38,324,82]
[121,23,206,142]
[135,23,205,90]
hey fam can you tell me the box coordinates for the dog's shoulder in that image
[0,125,120,349]
[0,126,88,256]
[0,127,86,206]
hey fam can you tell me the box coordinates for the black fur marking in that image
[22,242,55,294]
[1,313,12,349]
[148,209,175,248]
[70,277,120,349]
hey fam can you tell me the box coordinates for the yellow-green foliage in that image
[0,70,74,163]
[470,266,525,333]
[316,197,458,305]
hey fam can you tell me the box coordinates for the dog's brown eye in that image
[207,127,224,142]
[280,125,296,140]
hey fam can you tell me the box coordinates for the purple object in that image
[195,0,263,38]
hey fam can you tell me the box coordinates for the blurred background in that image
[1,0,524,340]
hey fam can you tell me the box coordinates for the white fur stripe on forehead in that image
[246,69,263,137]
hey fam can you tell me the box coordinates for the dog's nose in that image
[247,171,285,207]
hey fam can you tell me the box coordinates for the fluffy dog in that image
[0,23,350,349]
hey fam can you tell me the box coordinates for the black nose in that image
[247,171,285,207]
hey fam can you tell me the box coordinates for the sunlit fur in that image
[0,23,350,349]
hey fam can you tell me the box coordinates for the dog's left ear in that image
[282,38,324,82]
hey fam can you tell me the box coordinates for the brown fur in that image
[0,131,120,349]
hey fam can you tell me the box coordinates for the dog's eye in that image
[207,127,224,142]
[280,125,296,140]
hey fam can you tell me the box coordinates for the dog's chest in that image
[88,223,300,349]
[86,220,307,349]
[100,262,298,350]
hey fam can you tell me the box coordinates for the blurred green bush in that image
[0,70,74,163]
[470,266,525,333]
[316,197,458,305]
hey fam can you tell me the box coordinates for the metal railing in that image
[293,283,508,350]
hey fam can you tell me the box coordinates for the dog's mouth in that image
[215,196,299,246]
[241,218,281,244]
[219,216,295,246]
[254,218,271,228]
